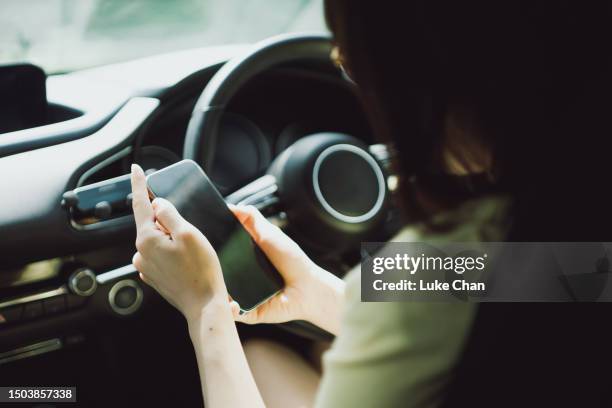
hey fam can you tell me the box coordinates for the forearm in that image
[304,267,346,336]
[188,299,265,408]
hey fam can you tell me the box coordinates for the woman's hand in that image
[230,205,345,335]
[130,164,228,321]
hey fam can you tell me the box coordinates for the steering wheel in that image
[183,33,391,340]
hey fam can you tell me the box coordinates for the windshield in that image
[0,0,326,73]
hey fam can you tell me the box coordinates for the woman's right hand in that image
[229,205,345,336]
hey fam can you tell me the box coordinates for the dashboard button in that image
[76,275,94,292]
[43,296,66,315]
[115,286,137,309]
[69,268,97,297]
[109,280,143,316]
[23,301,43,320]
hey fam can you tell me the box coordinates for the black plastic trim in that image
[0,107,120,158]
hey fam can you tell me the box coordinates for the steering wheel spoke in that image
[225,174,280,211]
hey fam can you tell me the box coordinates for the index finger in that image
[130,164,155,232]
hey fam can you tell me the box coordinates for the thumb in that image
[229,297,261,324]
[234,303,265,325]
[230,205,313,279]
[152,197,186,235]
[233,291,291,325]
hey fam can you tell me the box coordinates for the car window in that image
[0,0,326,73]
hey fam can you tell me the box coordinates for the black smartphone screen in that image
[146,159,283,311]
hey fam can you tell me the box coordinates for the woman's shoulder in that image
[319,194,507,407]
[341,194,511,326]
[344,194,511,285]
[318,197,511,407]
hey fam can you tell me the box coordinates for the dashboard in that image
[0,45,371,264]
[0,43,374,369]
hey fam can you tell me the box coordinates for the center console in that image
[0,256,151,365]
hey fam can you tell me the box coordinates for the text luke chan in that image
[373,279,486,291]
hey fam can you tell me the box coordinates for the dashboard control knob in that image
[108,280,143,316]
[69,268,97,297]
[94,201,112,219]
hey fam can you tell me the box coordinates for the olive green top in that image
[315,196,510,408]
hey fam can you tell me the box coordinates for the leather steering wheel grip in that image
[182,33,333,173]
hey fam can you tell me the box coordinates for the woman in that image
[131,1,612,407]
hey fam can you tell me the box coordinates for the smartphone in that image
[145,159,283,311]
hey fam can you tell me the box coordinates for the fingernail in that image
[131,163,144,175]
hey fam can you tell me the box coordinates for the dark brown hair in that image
[325,0,612,240]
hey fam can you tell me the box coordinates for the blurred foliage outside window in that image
[0,0,325,73]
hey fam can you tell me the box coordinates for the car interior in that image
[0,14,403,405]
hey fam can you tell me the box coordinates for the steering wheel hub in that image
[269,132,388,251]
[313,143,386,224]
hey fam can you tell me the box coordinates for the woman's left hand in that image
[130,164,228,321]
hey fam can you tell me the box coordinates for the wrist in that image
[186,294,232,331]
[302,265,345,335]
